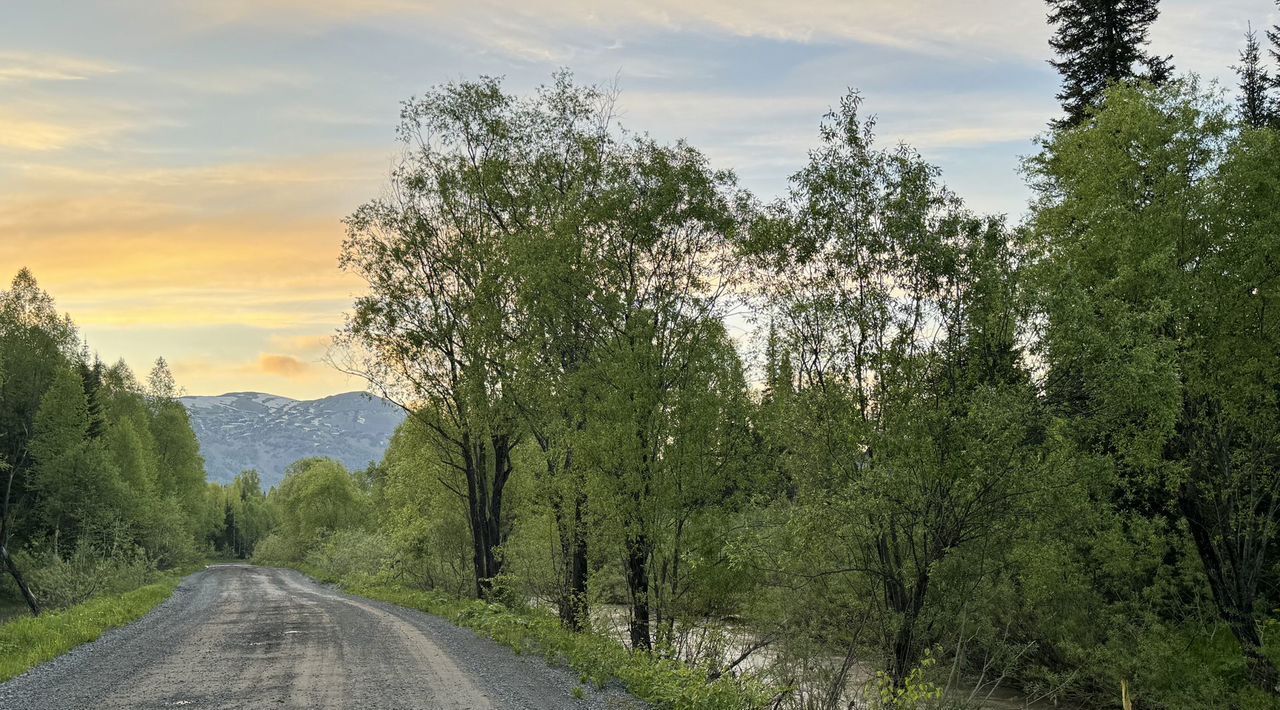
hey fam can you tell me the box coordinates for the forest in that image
[4,1,1280,708]
[0,268,273,617]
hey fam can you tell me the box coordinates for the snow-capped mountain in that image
[180,391,406,488]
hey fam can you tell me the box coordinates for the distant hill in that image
[180,391,406,488]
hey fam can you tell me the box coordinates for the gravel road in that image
[0,564,645,709]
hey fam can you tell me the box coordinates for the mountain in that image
[180,391,406,488]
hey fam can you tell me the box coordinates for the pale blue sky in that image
[1,0,1272,397]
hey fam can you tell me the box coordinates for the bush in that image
[135,497,204,569]
[302,529,393,586]
[250,532,305,565]
[18,544,156,611]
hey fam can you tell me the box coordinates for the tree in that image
[1270,3,1280,69]
[570,135,741,652]
[1046,0,1173,128]
[1027,80,1280,696]
[273,458,367,544]
[216,470,271,558]
[338,77,526,600]
[742,92,1044,688]
[645,321,758,655]
[0,355,39,615]
[31,366,90,550]
[99,363,159,506]
[500,76,616,629]
[0,269,77,615]
[146,358,205,522]
[376,419,477,596]
[1269,2,1280,123]
[1236,24,1273,128]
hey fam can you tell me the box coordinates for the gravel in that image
[0,564,646,709]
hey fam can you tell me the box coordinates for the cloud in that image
[158,66,317,96]
[166,354,357,398]
[155,0,1050,60]
[0,101,160,153]
[258,354,311,377]
[0,154,380,330]
[0,52,122,84]
[268,334,334,355]
[0,112,84,151]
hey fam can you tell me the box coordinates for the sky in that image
[1,0,1273,399]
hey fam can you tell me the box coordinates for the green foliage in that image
[205,469,273,559]
[311,74,1280,708]
[271,458,369,547]
[872,649,944,709]
[372,420,476,595]
[30,365,130,549]
[0,271,217,617]
[737,88,1048,693]
[1025,79,1280,702]
[2,69,1264,710]
[18,544,155,610]
[1236,26,1273,128]
[301,529,393,586]
[1046,0,1171,128]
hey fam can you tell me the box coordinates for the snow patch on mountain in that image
[180,391,406,489]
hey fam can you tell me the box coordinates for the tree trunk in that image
[626,532,652,651]
[465,447,490,599]
[889,608,922,689]
[558,490,589,631]
[1180,488,1280,696]
[0,543,39,616]
[878,531,932,689]
[464,433,513,601]
[656,518,684,650]
[465,430,488,599]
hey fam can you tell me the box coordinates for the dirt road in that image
[0,565,643,709]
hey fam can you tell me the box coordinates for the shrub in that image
[19,544,156,611]
[302,529,393,586]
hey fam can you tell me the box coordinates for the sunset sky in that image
[2,0,1269,399]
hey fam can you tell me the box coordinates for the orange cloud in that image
[268,334,334,354]
[163,355,358,398]
[258,354,310,378]
[0,152,385,330]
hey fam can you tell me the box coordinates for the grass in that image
[347,582,774,709]
[278,562,773,710]
[0,566,197,682]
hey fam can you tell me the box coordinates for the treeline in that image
[247,4,1280,709]
[0,270,263,617]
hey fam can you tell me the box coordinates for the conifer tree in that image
[30,365,125,551]
[1269,1,1280,115]
[1046,0,1173,128]
[1237,25,1273,128]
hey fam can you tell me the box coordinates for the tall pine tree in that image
[1236,24,1273,128]
[1270,1,1280,105]
[1046,0,1173,128]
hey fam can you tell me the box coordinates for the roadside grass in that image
[0,565,198,683]
[285,564,772,709]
